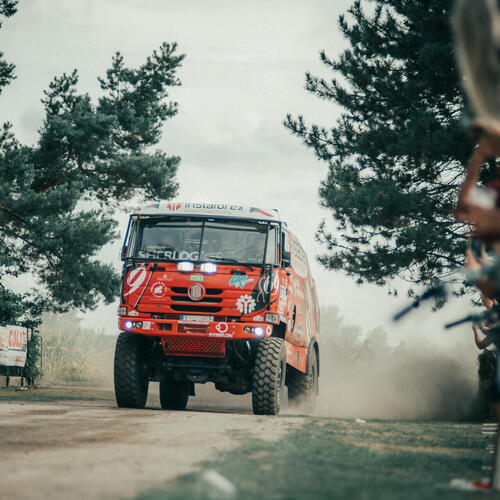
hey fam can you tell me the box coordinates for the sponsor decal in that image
[209,332,234,338]
[129,310,139,317]
[236,295,256,314]
[256,275,279,302]
[124,266,148,296]
[229,274,254,289]
[290,278,305,300]
[215,322,229,334]
[278,285,287,315]
[253,315,264,321]
[266,326,273,335]
[184,203,244,211]
[145,203,160,209]
[157,273,171,282]
[142,321,152,330]
[250,207,274,218]
[188,283,205,301]
[166,203,182,210]
[291,237,309,278]
[161,250,200,260]
[151,282,167,298]
[190,274,205,282]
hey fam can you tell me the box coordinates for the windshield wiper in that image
[209,257,255,270]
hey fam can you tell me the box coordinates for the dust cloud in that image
[315,307,479,420]
[44,307,481,420]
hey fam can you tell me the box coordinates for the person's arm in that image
[465,248,481,271]
[456,132,500,222]
[456,147,488,218]
[473,323,495,349]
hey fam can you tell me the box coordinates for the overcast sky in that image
[0,0,474,343]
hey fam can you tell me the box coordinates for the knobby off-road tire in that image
[114,332,149,409]
[287,346,318,413]
[252,337,286,415]
[159,376,190,410]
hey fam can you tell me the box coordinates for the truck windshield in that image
[132,218,277,265]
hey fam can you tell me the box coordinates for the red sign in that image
[8,328,26,350]
[0,325,28,368]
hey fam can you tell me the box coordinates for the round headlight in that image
[124,320,134,330]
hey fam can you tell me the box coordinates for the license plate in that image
[179,315,214,323]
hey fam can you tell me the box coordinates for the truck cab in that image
[114,202,320,415]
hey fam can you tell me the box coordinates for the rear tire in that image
[252,337,286,415]
[159,376,190,410]
[287,346,318,413]
[114,332,149,409]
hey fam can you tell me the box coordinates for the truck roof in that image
[132,202,283,223]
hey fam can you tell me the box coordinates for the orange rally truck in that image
[114,202,320,415]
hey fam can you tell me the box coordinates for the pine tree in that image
[285,0,476,291]
[0,2,184,326]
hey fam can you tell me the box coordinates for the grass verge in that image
[0,385,114,402]
[134,418,489,500]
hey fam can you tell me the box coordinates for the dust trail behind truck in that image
[114,202,320,415]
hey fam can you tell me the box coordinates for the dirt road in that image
[0,384,304,500]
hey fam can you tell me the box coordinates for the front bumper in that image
[118,316,273,340]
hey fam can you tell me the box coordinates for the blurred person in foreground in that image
[454,0,500,416]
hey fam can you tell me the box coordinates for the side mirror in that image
[282,250,291,267]
[281,231,291,267]
[120,246,128,260]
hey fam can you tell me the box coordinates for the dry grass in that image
[38,313,116,385]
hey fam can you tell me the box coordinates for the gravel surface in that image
[0,384,304,500]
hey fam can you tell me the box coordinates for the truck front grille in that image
[161,337,226,357]
[170,305,222,313]
[171,296,221,303]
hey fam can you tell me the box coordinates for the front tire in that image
[159,375,190,410]
[114,332,149,409]
[252,337,286,415]
[287,346,318,413]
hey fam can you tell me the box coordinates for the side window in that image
[124,218,138,258]
[265,225,278,265]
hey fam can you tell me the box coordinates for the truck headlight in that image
[200,262,217,274]
[253,327,265,337]
[177,261,194,272]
